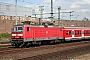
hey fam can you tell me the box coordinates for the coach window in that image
[66,31,68,35]
[87,31,89,34]
[66,31,69,35]
[27,27,29,31]
[75,31,76,35]
[78,31,79,34]
[75,31,77,35]
[86,31,88,34]
[69,31,71,35]
[79,31,80,34]
[80,31,81,34]
[87,31,88,34]
[84,31,86,34]
[88,31,90,34]
[77,31,79,34]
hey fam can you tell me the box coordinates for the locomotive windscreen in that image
[12,26,23,32]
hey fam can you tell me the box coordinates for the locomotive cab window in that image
[18,27,23,31]
[12,27,17,31]
[27,27,30,31]
[12,26,23,32]
[60,27,64,31]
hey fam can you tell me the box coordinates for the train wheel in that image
[14,43,19,48]
[44,41,50,45]
[20,42,28,48]
[41,41,44,45]
[38,42,41,45]
[47,41,51,44]
[41,41,46,45]
[50,40,55,44]
[11,42,15,47]
[62,39,66,43]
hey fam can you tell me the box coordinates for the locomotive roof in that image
[23,25,64,28]
[12,24,64,28]
[13,24,23,26]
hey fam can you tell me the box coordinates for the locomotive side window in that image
[60,28,62,31]
[60,27,64,31]
[27,27,29,31]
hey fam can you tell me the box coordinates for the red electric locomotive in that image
[11,24,64,47]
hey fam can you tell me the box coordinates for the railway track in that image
[19,43,90,60]
[0,40,90,59]
[0,40,89,52]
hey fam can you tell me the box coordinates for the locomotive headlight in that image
[12,34,16,36]
[18,34,23,36]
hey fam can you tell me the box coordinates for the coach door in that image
[82,30,84,38]
[72,30,74,38]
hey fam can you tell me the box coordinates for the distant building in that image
[0,15,90,33]
[0,2,32,17]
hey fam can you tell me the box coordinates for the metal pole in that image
[39,6,44,25]
[35,14,36,24]
[32,9,35,23]
[76,15,79,27]
[58,6,61,26]
[15,0,18,25]
[32,9,35,17]
[69,11,74,26]
[84,20,85,27]
[51,0,53,22]
[70,12,71,23]
[84,17,86,27]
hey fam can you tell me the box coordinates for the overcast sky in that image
[0,0,90,20]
